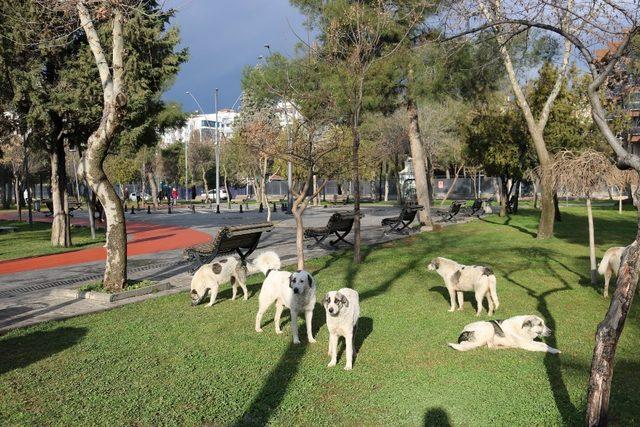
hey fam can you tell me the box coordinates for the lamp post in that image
[186,91,208,201]
[214,88,221,212]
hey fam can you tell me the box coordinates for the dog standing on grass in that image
[190,251,281,307]
[255,270,317,345]
[427,257,499,316]
[448,315,560,354]
[598,246,624,298]
[323,288,360,370]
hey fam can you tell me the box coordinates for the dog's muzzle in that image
[293,288,299,294]
[191,293,205,306]
[542,327,552,337]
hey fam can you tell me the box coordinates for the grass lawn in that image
[1,206,640,426]
[0,220,105,261]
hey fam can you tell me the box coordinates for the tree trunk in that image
[537,168,556,238]
[533,178,539,209]
[148,171,159,209]
[586,238,640,426]
[587,197,597,285]
[499,177,507,217]
[14,176,22,221]
[50,143,71,247]
[384,161,389,202]
[441,165,462,207]
[553,192,562,222]
[224,173,231,209]
[292,203,306,270]
[407,95,433,226]
[352,127,362,263]
[313,174,319,206]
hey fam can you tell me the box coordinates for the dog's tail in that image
[488,275,499,311]
[249,251,281,276]
[598,249,615,276]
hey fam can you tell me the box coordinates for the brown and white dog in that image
[427,257,499,315]
[190,251,281,307]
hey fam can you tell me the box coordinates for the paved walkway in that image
[0,204,479,333]
[0,210,211,274]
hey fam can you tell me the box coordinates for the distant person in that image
[191,185,196,200]
[171,187,178,205]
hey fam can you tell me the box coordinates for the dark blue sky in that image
[162,0,308,114]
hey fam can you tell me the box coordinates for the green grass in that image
[0,221,105,261]
[78,279,155,294]
[1,206,640,426]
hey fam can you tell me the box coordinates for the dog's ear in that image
[339,293,349,307]
[289,274,295,288]
[322,293,331,307]
[522,319,533,329]
[307,273,314,288]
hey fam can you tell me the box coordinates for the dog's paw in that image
[255,328,263,333]
[549,348,561,354]
[457,307,464,311]
[308,337,317,344]
[448,308,455,313]
[344,365,353,371]
[275,329,283,335]
[327,361,336,367]
[293,338,301,345]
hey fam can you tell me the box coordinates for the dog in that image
[427,257,499,315]
[323,288,360,370]
[448,315,560,354]
[190,251,281,307]
[598,246,624,298]
[255,270,317,344]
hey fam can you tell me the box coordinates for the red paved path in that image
[0,211,211,275]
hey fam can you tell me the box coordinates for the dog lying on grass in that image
[448,315,560,354]
[427,257,499,315]
[255,270,317,345]
[323,288,360,370]
[598,246,624,298]
[190,251,281,307]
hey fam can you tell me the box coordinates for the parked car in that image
[200,189,228,201]
[129,192,151,202]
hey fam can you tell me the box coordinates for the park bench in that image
[466,199,484,217]
[304,212,356,248]
[438,201,462,222]
[183,222,273,273]
[44,199,83,218]
[381,204,423,234]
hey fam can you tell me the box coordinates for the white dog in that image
[255,270,317,344]
[448,315,560,354]
[427,257,499,315]
[323,288,360,370]
[598,246,624,298]
[190,251,281,307]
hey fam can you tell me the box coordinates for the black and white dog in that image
[255,270,317,345]
[448,315,560,354]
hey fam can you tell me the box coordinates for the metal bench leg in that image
[307,233,330,248]
[330,231,353,246]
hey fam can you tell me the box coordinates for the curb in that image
[49,282,172,303]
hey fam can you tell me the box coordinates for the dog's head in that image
[520,315,551,339]
[289,270,315,295]
[190,288,207,306]
[323,291,349,316]
[427,257,441,271]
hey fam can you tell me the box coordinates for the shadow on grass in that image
[233,341,308,426]
[423,407,452,426]
[0,327,87,375]
[498,247,581,425]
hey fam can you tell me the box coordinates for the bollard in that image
[191,204,195,214]
[147,205,151,214]
[273,202,277,212]
[259,203,264,213]
[168,204,172,214]
[240,204,243,213]
[216,204,220,214]
[130,205,136,214]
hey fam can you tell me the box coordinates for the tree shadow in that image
[423,407,452,426]
[233,341,308,426]
[497,248,581,425]
[335,316,373,367]
[0,327,87,375]
[481,214,537,238]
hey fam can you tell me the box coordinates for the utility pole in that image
[214,88,221,212]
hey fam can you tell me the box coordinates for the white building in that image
[161,108,238,146]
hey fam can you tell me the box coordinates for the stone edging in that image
[49,282,172,303]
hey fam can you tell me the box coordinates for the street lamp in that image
[214,88,221,213]
[186,91,208,201]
